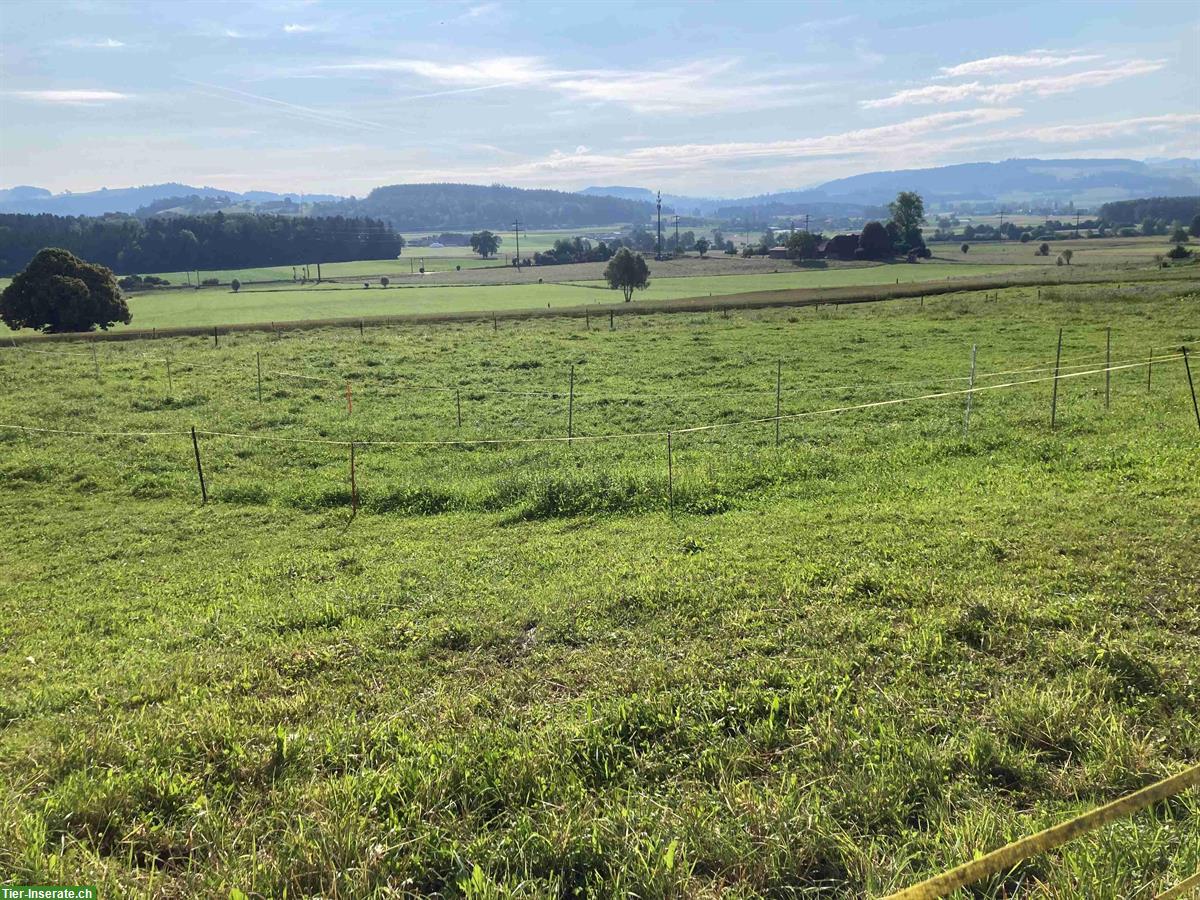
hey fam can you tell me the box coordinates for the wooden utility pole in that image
[656,191,663,260]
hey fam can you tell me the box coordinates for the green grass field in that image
[81,263,1024,331]
[135,228,630,285]
[1,278,1198,896]
[935,235,1185,267]
[144,256,503,286]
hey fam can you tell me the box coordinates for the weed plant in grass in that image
[0,281,1198,897]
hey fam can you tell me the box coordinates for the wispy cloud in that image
[61,37,126,49]
[283,23,316,33]
[224,29,245,38]
[938,51,1103,78]
[401,107,1025,184]
[462,2,499,18]
[863,59,1166,108]
[320,55,820,114]
[958,112,1200,146]
[181,78,399,133]
[10,89,130,105]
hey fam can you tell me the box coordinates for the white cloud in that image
[283,23,316,33]
[321,55,817,114]
[224,29,245,38]
[938,51,1103,78]
[11,89,130,104]
[863,59,1166,108]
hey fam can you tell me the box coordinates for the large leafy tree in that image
[469,230,501,258]
[888,191,926,250]
[603,247,650,302]
[1,248,131,333]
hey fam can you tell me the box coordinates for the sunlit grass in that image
[0,279,1198,896]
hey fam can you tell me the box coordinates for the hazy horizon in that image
[2,0,1198,196]
[4,151,1199,203]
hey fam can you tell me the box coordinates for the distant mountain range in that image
[0,183,342,217]
[582,158,1200,215]
[3,158,1198,223]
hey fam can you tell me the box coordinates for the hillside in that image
[0,183,343,217]
[584,158,1200,214]
[6,158,1199,225]
[317,183,654,230]
[805,158,1200,206]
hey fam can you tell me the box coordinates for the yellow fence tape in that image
[884,763,1200,899]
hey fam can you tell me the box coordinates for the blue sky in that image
[1,0,1197,197]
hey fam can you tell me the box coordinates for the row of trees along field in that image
[0,212,404,276]
[1098,196,1200,226]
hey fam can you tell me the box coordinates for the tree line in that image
[1098,196,1200,227]
[318,183,654,231]
[0,212,404,276]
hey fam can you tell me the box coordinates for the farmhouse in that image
[766,245,790,259]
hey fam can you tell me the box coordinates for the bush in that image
[118,274,171,289]
[231,278,241,292]
[859,221,891,259]
[1166,243,1191,260]
[201,278,218,286]
[825,234,859,260]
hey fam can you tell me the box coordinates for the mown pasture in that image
[138,227,626,286]
[29,262,1034,331]
[0,278,1198,896]
[940,235,1185,267]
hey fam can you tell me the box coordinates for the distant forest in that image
[318,183,654,230]
[1098,196,1200,226]
[0,212,403,275]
